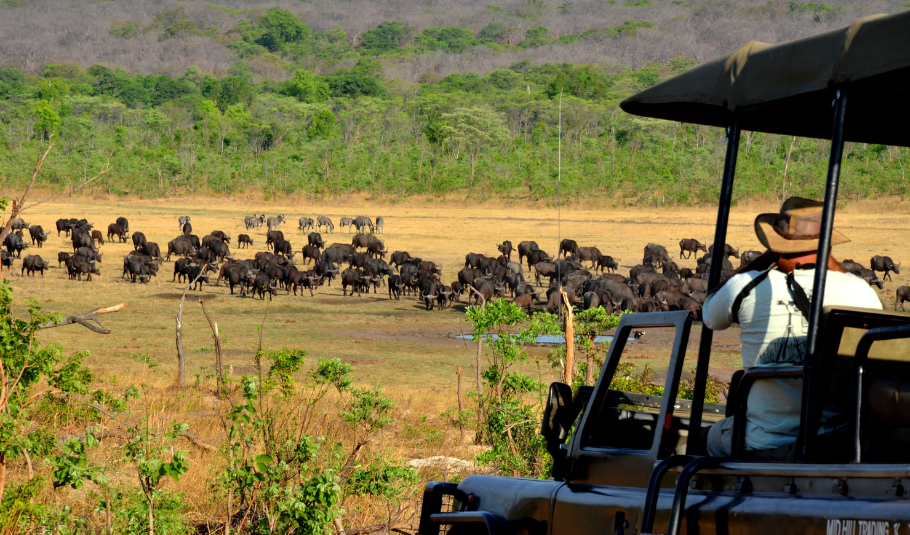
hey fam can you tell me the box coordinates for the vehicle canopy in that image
[620,11,910,146]
[621,8,910,461]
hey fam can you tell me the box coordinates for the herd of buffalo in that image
[2,215,908,317]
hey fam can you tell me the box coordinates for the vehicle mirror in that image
[541,382,574,457]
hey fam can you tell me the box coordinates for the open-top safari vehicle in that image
[418,10,910,535]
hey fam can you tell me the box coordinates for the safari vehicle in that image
[418,10,910,535]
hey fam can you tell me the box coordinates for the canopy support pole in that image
[686,122,740,455]
[798,89,847,461]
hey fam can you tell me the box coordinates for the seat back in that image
[809,307,910,462]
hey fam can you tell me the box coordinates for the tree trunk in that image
[561,289,575,384]
[475,337,484,444]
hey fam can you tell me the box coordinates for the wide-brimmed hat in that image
[754,197,849,254]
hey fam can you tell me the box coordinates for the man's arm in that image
[703,271,759,331]
[708,250,778,296]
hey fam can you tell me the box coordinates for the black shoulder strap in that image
[786,272,812,319]
[731,269,772,324]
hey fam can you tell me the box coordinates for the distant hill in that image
[1,0,903,78]
[0,0,907,205]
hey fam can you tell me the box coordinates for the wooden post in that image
[457,365,465,441]
[475,337,484,444]
[561,289,575,385]
[457,366,464,412]
[199,299,225,395]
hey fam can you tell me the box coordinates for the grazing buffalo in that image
[390,251,414,269]
[896,286,910,311]
[209,239,233,261]
[576,247,602,268]
[870,255,901,282]
[91,230,105,246]
[696,255,734,273]
[517,241,540,268]
[301,245,322,264]
[497,241,515,260]
[125,255,156,283]
[597,256,618,274]
[367,241,386,259]
[173,258,198,282]
[740,250,762,267]
[238,234,253,249]
[28,225,48,248]
[322,247,352,266]
[56,218,74,237]
[341,269,369,296]
[10,218,29,230]
[308,232,325,249]
[107,224,128,243]
[317,216,334,233]
[21,255,49,277]
[352,233,381,250]
[513,293,538,313]
[141,242,162,261]
[167,238,195,260]
[132,231,148,251]
[71,232,94,252]
[4,232,29,257]
[708,243,740,259]
[679,239,707,259]
[274,238,294,258]
[58,251,70,267]
[848,267,884,290]
[558,239,579,258]
[525,249,552,270]
[643,243,671,267]
[65,255,100,281]
[265,230,284,250]
[211,230,231,243]
[227,266,254,296]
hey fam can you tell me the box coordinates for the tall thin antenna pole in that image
[557,91,562,325]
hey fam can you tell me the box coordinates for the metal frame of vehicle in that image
[419,11,910,535]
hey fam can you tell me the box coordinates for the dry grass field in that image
[4,195,909,529]
[7,195,908,388]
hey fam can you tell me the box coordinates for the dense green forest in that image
[1,6,908,204]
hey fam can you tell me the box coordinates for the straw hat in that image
[754,197,849,254]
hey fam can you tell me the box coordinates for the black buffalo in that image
[678,239,706,259]
[517,241,540,268]
[132,231,148,251]
[870,255,901,282]
[28,225,48,248]
[21,255,49,277]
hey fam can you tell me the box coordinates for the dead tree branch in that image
[37,303,129,334]
[176,269,206,387]
[199,298,225,395]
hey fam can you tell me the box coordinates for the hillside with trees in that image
[0,0,908,204]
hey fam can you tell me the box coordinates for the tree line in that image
[0,53,907,205]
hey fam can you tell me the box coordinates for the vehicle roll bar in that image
[799,88,847,461]
[851,324,910,463]
[686,122,741,455]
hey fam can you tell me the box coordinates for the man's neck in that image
[778,253,846,274]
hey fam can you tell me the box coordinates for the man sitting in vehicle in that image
[701,197,882,458]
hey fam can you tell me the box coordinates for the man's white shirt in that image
[703,269,882,451]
